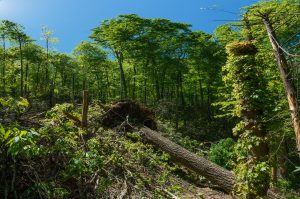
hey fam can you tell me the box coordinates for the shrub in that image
[208,138,235,169]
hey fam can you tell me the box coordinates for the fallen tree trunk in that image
[138,127,284,199]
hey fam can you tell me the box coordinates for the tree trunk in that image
[133,65,136,100]
[138,127,284,199]
[199,79,204,107]
[35,63,41,95]
[160,68,166,100]
[116,51,127,99]
[49,80,55,107]
[143,60,149,104]
[155,75,160,102]
[25,62,29,96]
[279,139,289,178]
[72,73,75,104]
[262,15,300,157]
[81,90,89,128]
[2,36,6,94]
[45,39,49,93]
[19,40,24,97]
[105,67,110,101]
[96,73,101,99]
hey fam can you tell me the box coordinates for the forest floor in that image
[10,101,232,199]
[17,106,233,199]
[172,177,232,199]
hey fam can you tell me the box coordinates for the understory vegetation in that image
[1,0,300,198]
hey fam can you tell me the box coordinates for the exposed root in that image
[102,100,157,130]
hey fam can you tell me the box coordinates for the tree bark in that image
[139,127,234,192]
[25,62,29,96]
[116,51,127,99]
[137,127,285,199]
[133,65,136,100]
[81,90,89,128]
[19,39,24,97]
[2,35,6,94]
[262,15,300,157]
[72,73,75,104]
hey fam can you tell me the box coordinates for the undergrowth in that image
[0,101,204,199]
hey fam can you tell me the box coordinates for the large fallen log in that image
[138,127,284,199]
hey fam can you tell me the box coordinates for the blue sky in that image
[0,0,259,53]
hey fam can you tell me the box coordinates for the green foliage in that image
[208,138,235,169]
[234,160,270,198]
[6,128,39,157]
[1,0,300,197]
[1,103,195,198]
[223,41,271,197]
[157,120,204,154]
[0,97,29,117]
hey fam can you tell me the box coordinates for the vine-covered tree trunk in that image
[225,41,270,198]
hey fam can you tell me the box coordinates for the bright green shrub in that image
[208,138,235,169]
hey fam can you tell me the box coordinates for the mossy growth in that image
[226,41,258,56]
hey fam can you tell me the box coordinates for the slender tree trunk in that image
[72,73,75,104]
[49,80,55,107]
[197,65,204,108]
[44,39,49,94]
[133,65,136,100]
[155,74,160,102]
[175,72,180,130]
[199,79,204,107]
[262,15,300,156]
[272,162,278,182]
[2,36,6,94]
[279,139,289,178]
[144,78,147,104]
[35,63,41,95]
[19,40,24,97]
[207,85,211,120]
[83,76,86,91]
[81,90,89,128]
[116,52,127,99]
[179,71,185,107]
[160,67,166,99]
[143,60,149,104]
[96,72,103,101]
[194,84,198,105]
[25,62,29,96]
[105,67,110,101]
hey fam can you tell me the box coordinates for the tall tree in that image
[73,41,107,100]
[41,25,58,104]
[246,0,300,157]
[7,22,30,97]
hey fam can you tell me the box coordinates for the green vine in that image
[224,41,270,198]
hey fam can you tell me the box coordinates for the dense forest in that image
[1,0,300,198]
